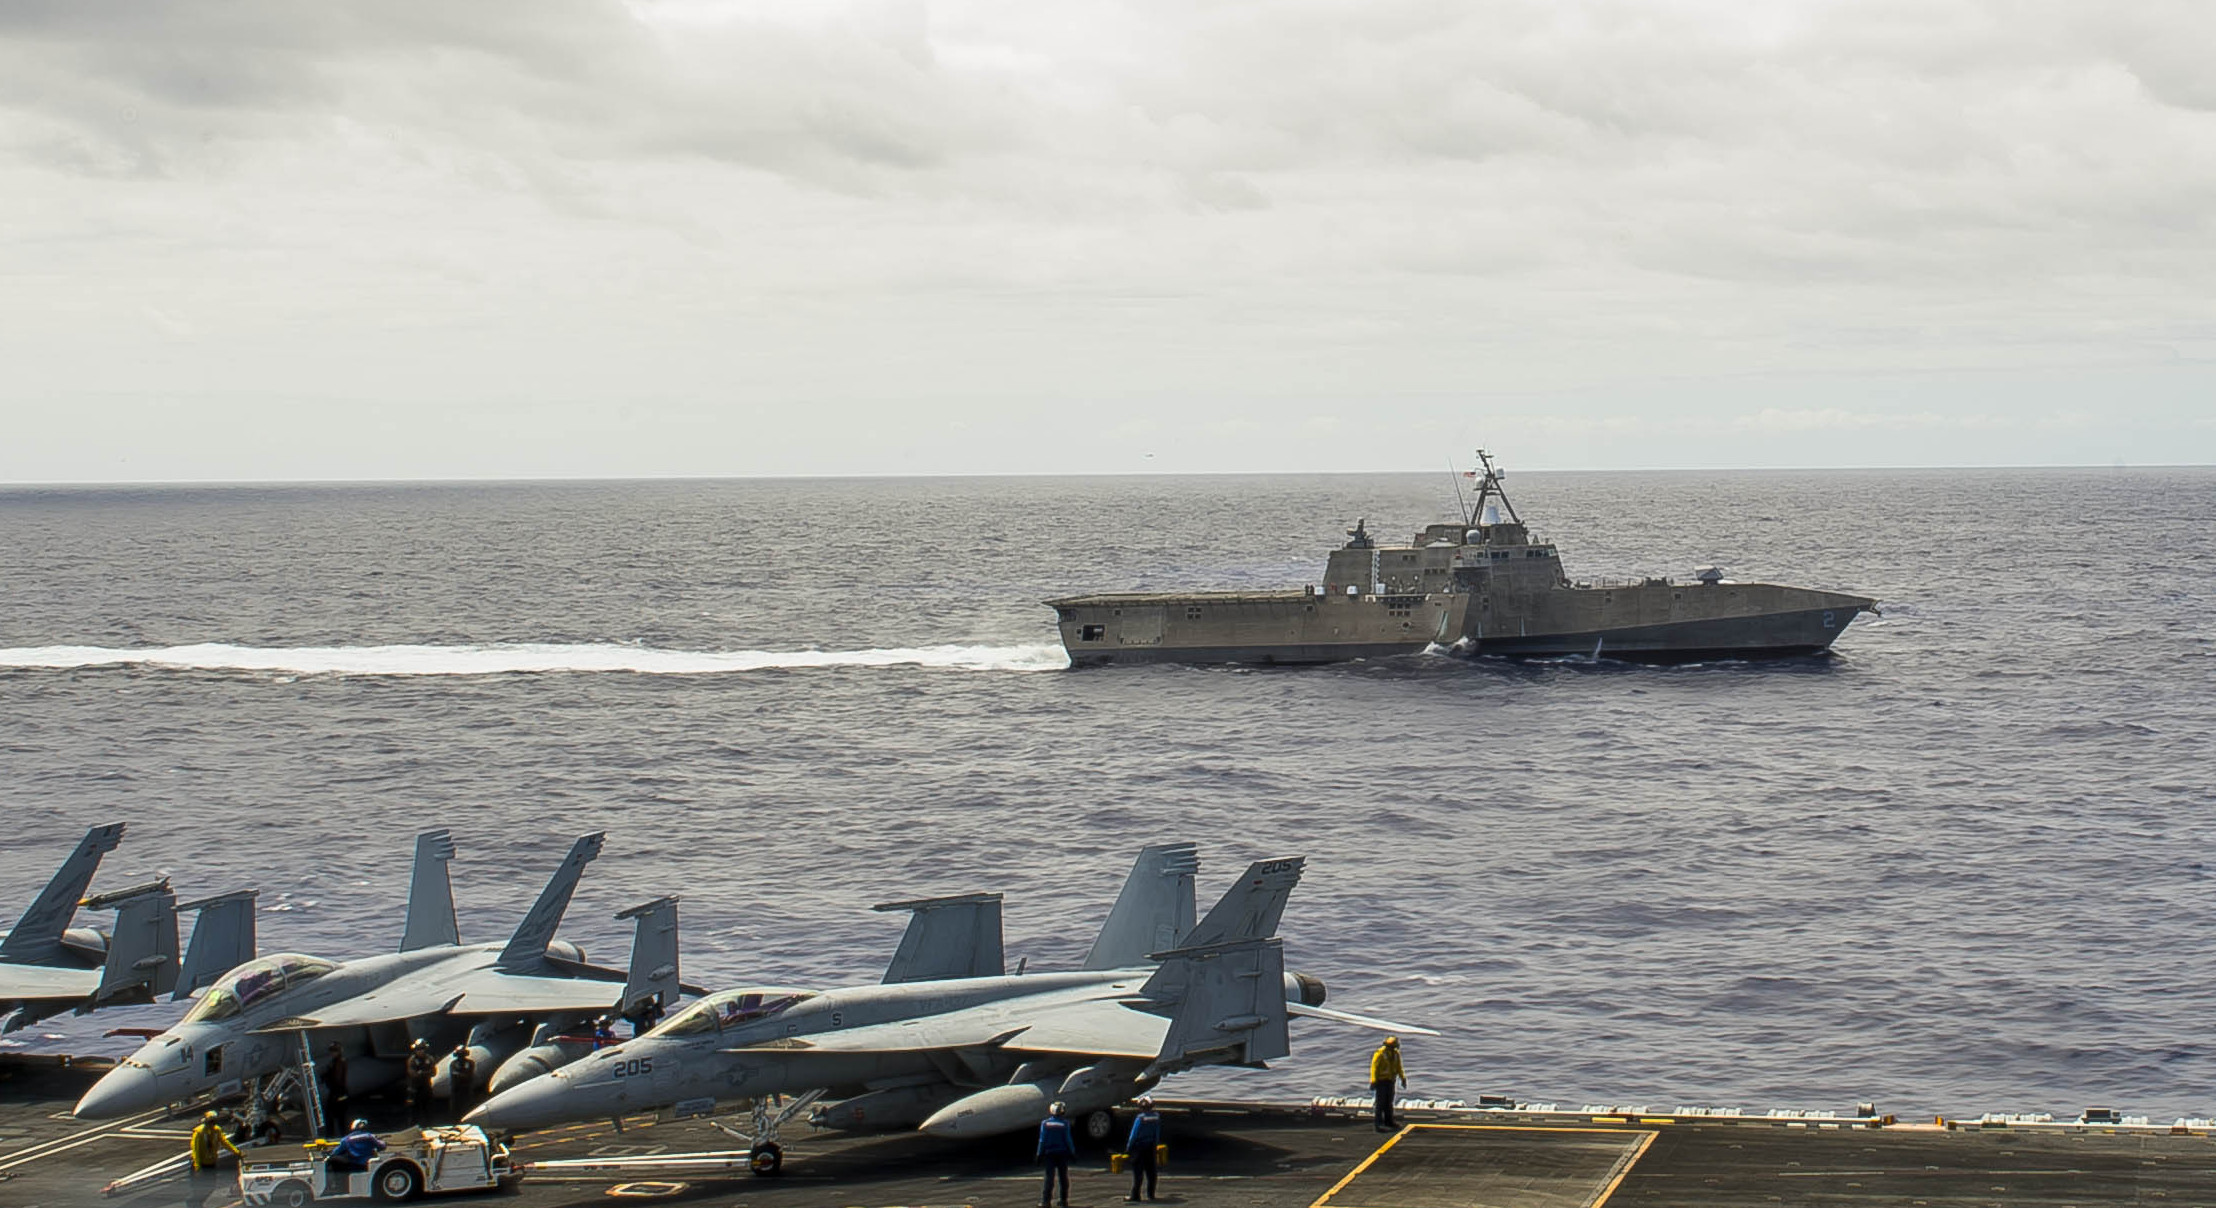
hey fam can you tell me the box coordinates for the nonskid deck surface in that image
[10,1058,2216,1208]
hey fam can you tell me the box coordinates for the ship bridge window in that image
[1525,550,1548,558]
[1079,624,1105,642]
[1491,551,1509,561]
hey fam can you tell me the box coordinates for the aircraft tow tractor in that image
[236,1125,522,1205]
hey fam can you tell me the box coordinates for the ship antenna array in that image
[1468,449,1521,527]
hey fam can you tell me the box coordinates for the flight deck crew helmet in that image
[1136,1097,1154,1108]
[203,1111,219,1120]
[351,1118,369,1131]
[1384,1036,1399,1047]
[1051,1101,1068,1116]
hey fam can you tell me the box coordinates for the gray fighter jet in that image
[74,829,682,1121]
[2,823,257,1033]
[466,852,1432,1160]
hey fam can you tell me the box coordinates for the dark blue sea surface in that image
[2,468,2212,1120]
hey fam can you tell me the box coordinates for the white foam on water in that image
[0,641,1071,676]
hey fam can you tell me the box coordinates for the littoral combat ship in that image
[1049,451,1876,667]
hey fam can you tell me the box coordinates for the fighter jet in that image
[74,829,682,1121]
[466,852,1432,1157]
[2,823,258,1033]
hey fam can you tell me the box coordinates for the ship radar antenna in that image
[1467,448,1521,528]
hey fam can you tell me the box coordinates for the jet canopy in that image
[650,988,815,1037]
[181,953,340,1023]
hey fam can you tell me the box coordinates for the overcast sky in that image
[3,0,2211,481]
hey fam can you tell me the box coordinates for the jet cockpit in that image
[651,988,815,1037]
[181,953,340,1023]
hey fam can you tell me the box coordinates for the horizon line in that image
[0,460,2205,490]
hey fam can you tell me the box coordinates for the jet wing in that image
[727,997,1169,1062]
[258,973,622,1032]
[0,962,102,1004]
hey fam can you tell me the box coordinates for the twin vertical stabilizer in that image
[400,829,461,952]
[2,822,126,967]
[496,833,605,969]
[1082,843,1200,970]
[877,893,1006,983]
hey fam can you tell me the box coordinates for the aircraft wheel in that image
[373,1161,423,1201]
[270,1179,314,1208]
[1084,1110,1115,1144]
[749,1142,783,1176]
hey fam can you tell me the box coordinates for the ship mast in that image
[1466,449,1521,528]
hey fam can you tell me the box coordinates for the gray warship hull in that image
[1050,591,1871,668]
[1049,455,1876,668]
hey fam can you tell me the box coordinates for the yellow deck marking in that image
[1306,1124,1412,1208]
[1309,1123,1658,1208]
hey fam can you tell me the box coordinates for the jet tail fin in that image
[83,879,179,1008]
[874,893,1005,983]
[174,890,259,999]
[1,822,125,966]
[1180,857,1304,949]
[615,896,680,1018]
[400,829,461,952]
[495,833,605,969]
[1141,938,1290,1073]
[1080,843,1199,971]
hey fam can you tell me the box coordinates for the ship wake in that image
[0,641,1071,677]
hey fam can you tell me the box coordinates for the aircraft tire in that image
[1084,1110,1115,1144]
[749,1142,784,1176]
[373,1161,423,1201]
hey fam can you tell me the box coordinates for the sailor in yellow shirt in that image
[187,1111,244,1206]
[189,1111,242,1170]
[1369,1037,1406,1133]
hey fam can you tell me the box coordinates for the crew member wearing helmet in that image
[188,1110,242,1169]
[1370,1036,1407,1132]
[1036,1100,1076,1208]
[1123,1096,1164,1201]
[187,1111,243,1207]
[325,1118,387,1193]
[448,1044,479,1117]
[406,1039,437,1122]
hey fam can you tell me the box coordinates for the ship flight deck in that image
[7,1056,2215,1207]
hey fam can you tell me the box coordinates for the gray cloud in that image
[1,0,2211,480]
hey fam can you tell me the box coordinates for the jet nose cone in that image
[75,1063,158,1120]
[465,1077,571,1133]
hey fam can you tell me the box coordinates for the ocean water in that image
[1,468,2211,1121]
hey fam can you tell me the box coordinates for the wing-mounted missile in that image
[875,892,1004,983]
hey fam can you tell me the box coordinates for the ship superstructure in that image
[1049,452,1875,667]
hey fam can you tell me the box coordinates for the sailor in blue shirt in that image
[324,1119,386,1193]
[1124,1097,1163,1201]
[1037,1100,1076,1207]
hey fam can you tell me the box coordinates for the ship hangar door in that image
[1117,607,1165,646]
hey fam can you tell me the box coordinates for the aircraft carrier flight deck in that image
[10,1055,2216,1208]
